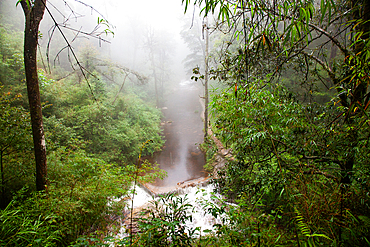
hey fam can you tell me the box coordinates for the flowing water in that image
[151,80,207,188]
[113,182,226,243]
[114,80,225,240]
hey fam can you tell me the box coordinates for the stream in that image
[152,79,207,187]
[139,79,210,194]
[114,80,226,240]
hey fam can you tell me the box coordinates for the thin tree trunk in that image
[1,150,5,205]
[21,0,47,191]
[150,51,159,107]
[204,17,209,138]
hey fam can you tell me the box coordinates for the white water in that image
[176,183,225,231]
[112,182,230,242]
[129,185,153,208]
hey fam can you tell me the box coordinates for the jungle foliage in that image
[1,0,370,245]
[178,0,370,246]
[0,5,165,245]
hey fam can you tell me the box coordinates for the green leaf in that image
[182,0,190,13]
[320,0,326,24]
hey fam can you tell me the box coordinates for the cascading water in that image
[175,183,225,231]
[113,79,226,241]
[112,182,228,244]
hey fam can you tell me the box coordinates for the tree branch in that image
[302,169,338,181]
[19,0,30,15]
[301,50,349,108]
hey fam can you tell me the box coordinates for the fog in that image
[59,0,207,186]
[34,0,197,83]
[81,0,190,79]
[19,0,207,186]
[1,0,204,86]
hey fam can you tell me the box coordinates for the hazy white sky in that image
[79,0,187,33]
[74,0,195,79]
[7,0,197,80]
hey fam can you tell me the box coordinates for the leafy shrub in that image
[134,193,199,247]
[209,84,370,245]
[0,145,166,246]
[0,87,34,206]
[42,77,164,164]
[0,198,61,247]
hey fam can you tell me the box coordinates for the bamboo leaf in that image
[321,0,327,24]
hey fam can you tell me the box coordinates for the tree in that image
[180,15,206,77]
[204,16,209,138]
[181,14,211,136]
[143,27,160,107]
[143,28,175,107]
[19,0,47,191]
[17,0,115,191]
[183,0,370,184]
[183,0,370,244]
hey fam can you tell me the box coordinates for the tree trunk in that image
[204,16,209,138]
[1,150,4,206]
[21,0,47,191]
[150,51,159,107]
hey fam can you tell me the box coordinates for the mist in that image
[37,0,207,185]
[38,0,195,84]
[0,0,208,188]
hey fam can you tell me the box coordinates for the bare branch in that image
[72,0,108,20]
[301,50,349,108]
[308,23,350,57]
[59,25,111,43]
[43,1,98,102]
[301,51,337,83]
[302,169,338,181]
[112,73,129,105]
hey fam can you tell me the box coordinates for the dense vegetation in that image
[1,0,370,246]
[175,0,370,246]
[0,1,165,245]
[130,0,370,246]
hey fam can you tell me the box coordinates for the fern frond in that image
[294,207,332,244]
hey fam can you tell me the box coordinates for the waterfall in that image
[176,183,223,231]
[109,80,228,243]
[111,178,229,243]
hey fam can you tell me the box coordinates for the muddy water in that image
[151,80,206,187]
